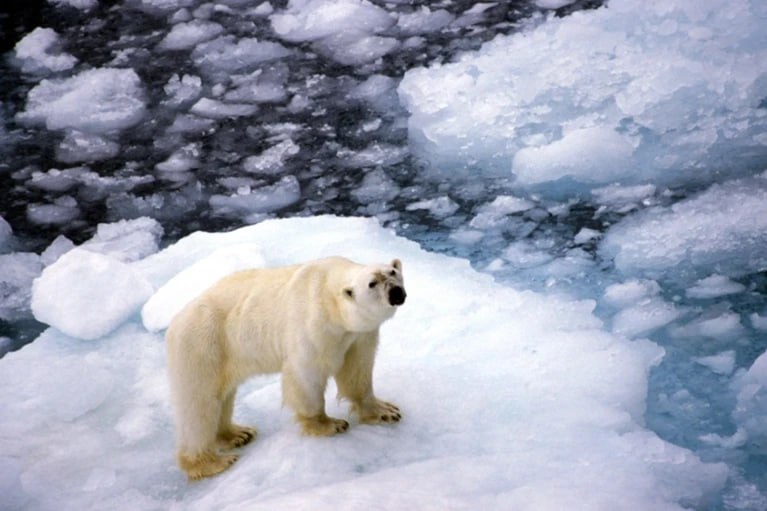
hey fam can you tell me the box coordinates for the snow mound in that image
[398,0,767,192]
[1,216,727,509]
[31,248,154,340]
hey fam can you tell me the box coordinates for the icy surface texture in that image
[0,217,727,510]
[2,0,767,506]
[13,27,77,74]
[31,248,153,340]
[18,68,146,134]
[399,0,767,192]
[601,176,767,284]
[271,0,398,65]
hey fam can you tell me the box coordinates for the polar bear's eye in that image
[369,281,377,288]
[390,270,396,276]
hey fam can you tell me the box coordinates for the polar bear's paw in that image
[298,414,350,436]
[179,451,239,480]
[218,424,257,449]
[357,399,402,425]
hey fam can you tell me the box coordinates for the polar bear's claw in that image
[217,424,257,450]
[357,399,402,425]
[299,414,350,436]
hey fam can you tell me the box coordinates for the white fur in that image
[165,256,405,479]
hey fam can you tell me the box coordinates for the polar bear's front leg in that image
[282,362,349,436]
[335,334,402,425]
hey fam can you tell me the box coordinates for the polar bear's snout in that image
[388,285,406,306]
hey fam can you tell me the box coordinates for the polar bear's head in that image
[341,259,406,332]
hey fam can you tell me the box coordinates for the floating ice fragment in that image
[166,113,215,133]
[337,143,408,168]
[28,168,80,192]
[158,20,224,50]
[687,275,746,300]
[406,197,459,219]
[535,0,576,8]
[603,279,661,308]
[26,197,81,226]
[13,27,77,74]
[348,74,397,103]
[209,175,301,217]
[271,0,397,65]
[313,31,399,66]
[192,36,290,78]
[611,297,682,338]
[243,139,300,174]
[136,0,194,11]
[694,350,736,376]
[0,253,43,321]
[225,67,289,104]
[592,183,657,208]
[601,177,767,283]
[19,68,146,134]
[162,74,202,108]
[48,0,97,9]
[670,312,744,340]
[0,216,12,252]
[56,130,120,163]
[190,97,258,119]
[396,7,454,35]
[31,248,154,340]
[470,195,535,230]
[270,0,395,42]
[750,313,767,331]
[503,240,554,269]
[574,227,600,245]
[155,143,201,173]
[352,169,399,202]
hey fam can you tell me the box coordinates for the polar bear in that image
[166,256,406,480]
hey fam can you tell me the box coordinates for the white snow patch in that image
[31,248,154,340]
[0,217,728,509]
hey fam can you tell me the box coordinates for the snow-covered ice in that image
[0,217,729,509]
[399,0,767,191]
[3,0,767,506]
[31,248,154,340]
[600,177,767,284]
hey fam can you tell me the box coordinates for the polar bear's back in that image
[166,256,363,378]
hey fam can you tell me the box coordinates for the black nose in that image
[389,286,406,306]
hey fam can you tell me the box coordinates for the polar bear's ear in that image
[344,287,354,299]
[391,259,402,271]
